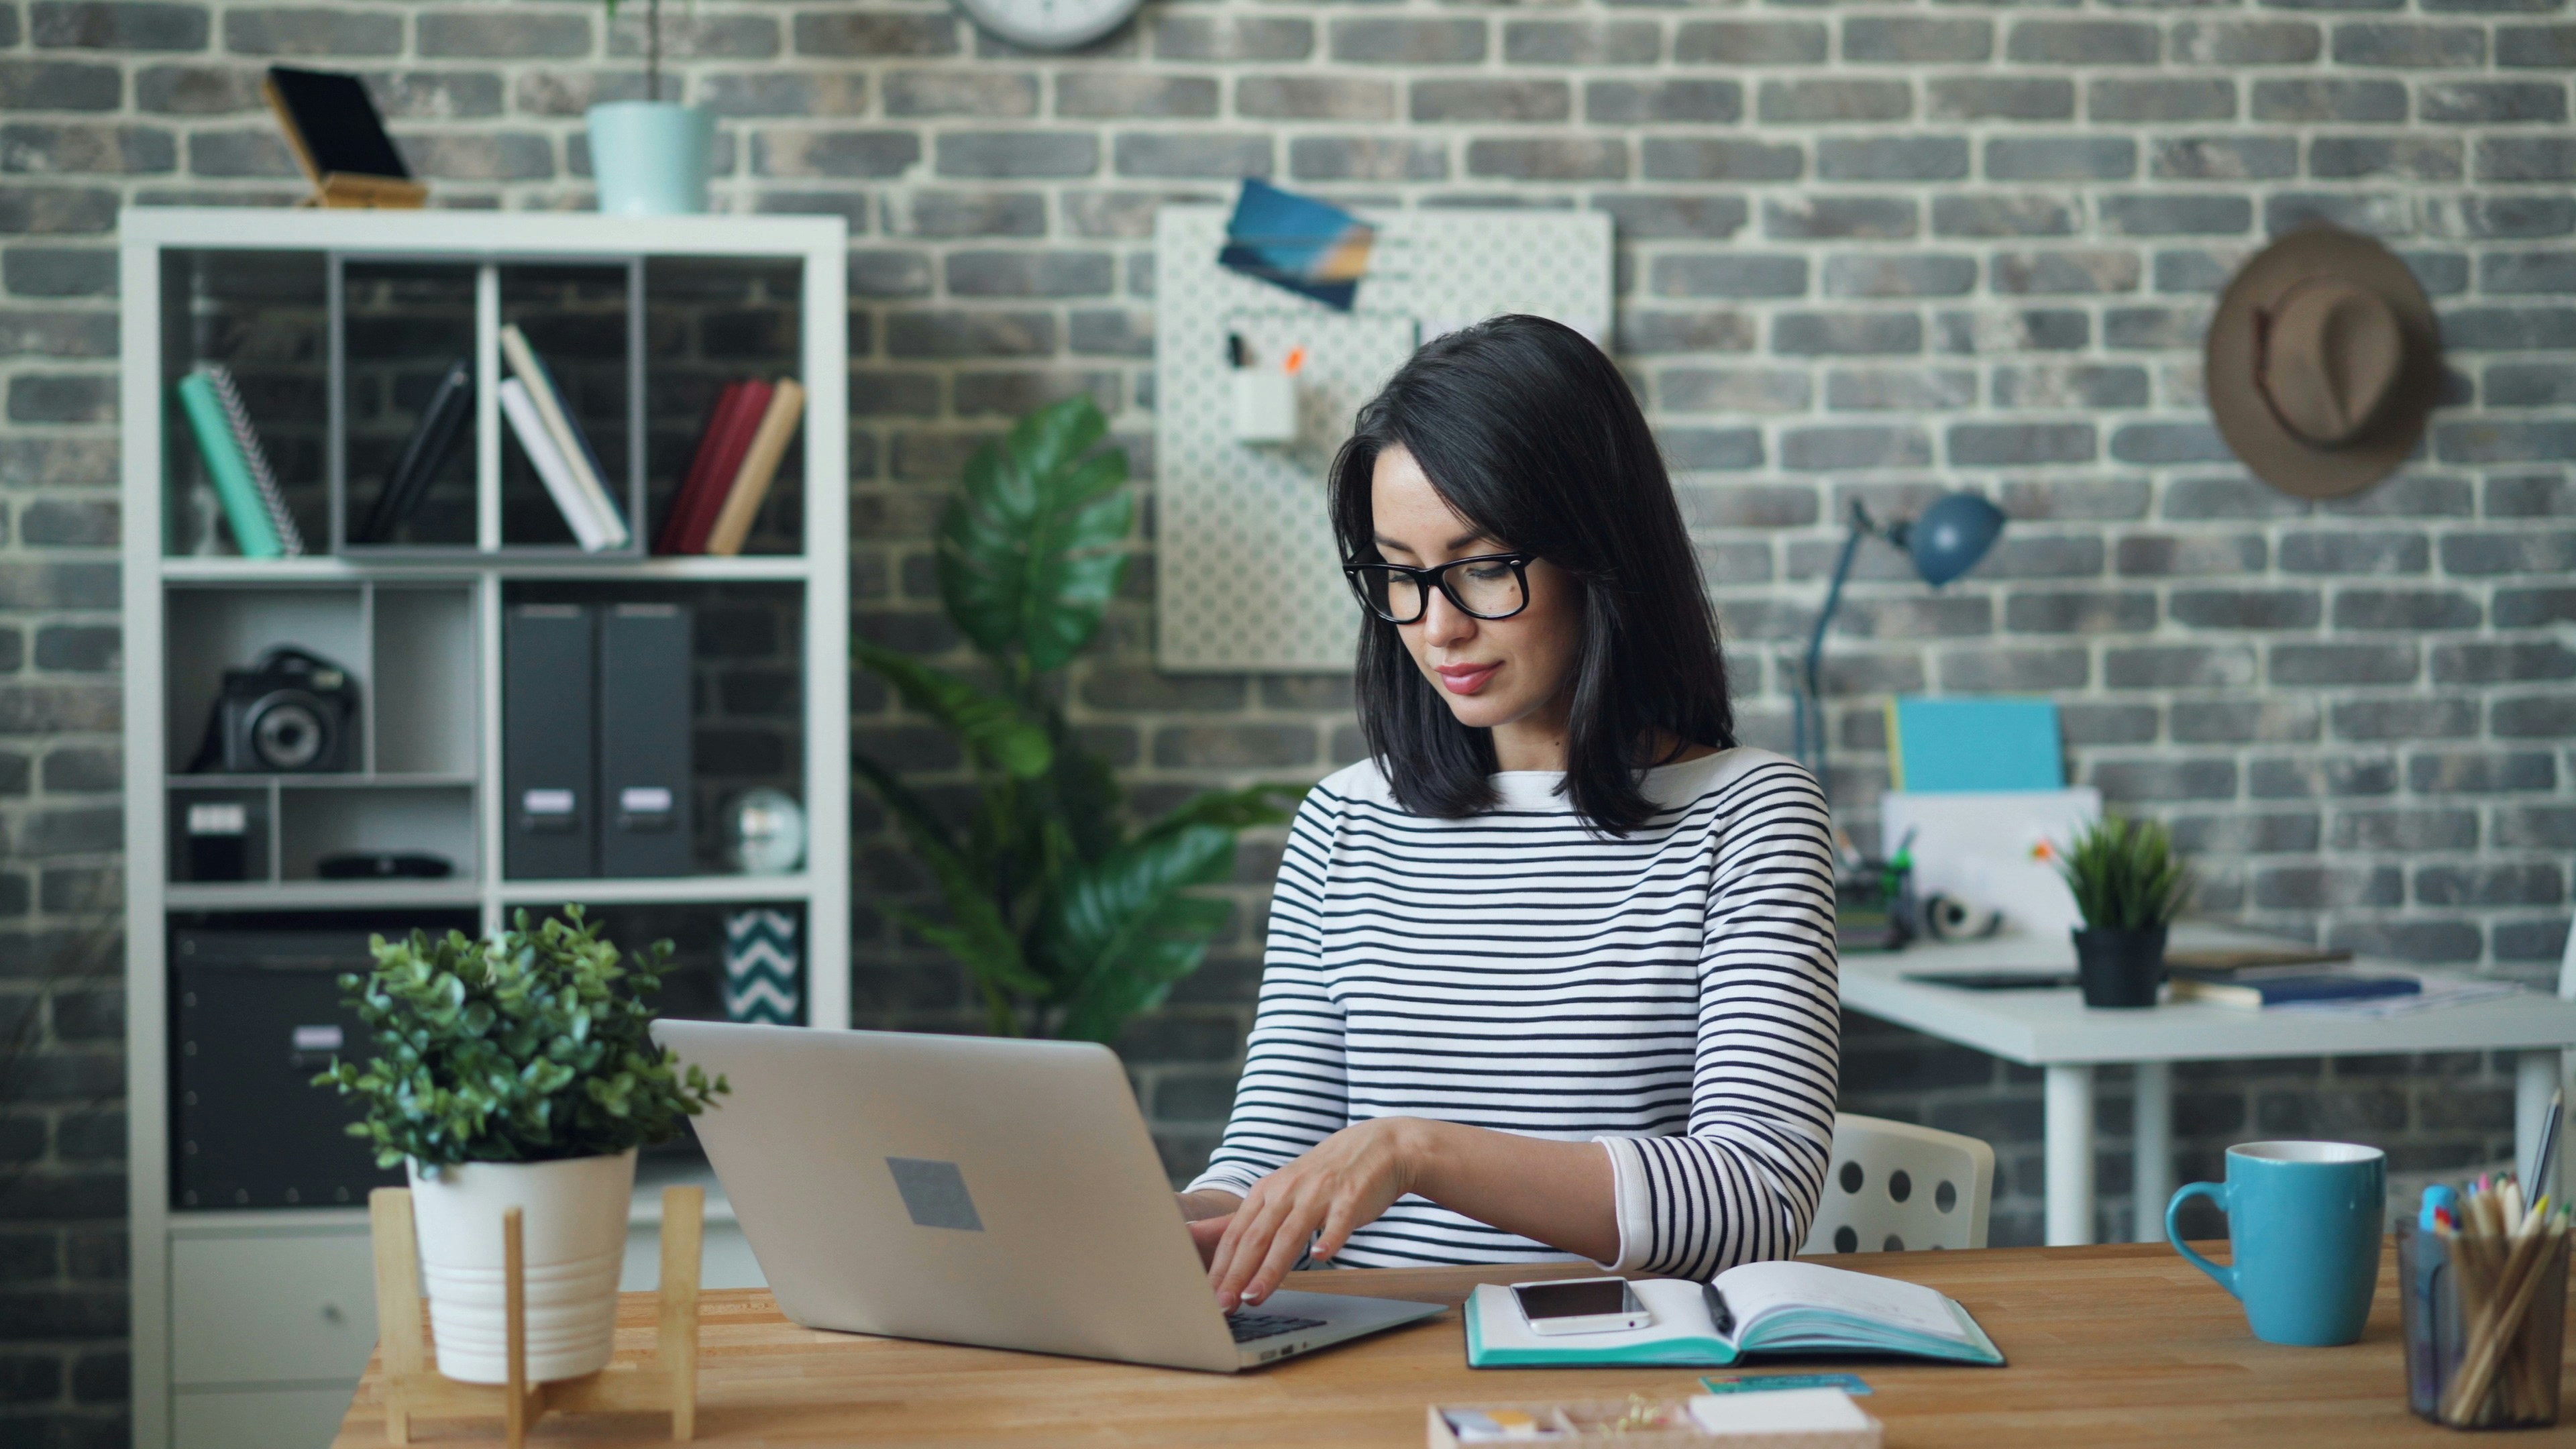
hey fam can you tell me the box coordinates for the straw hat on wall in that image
[2204,225,2443,500]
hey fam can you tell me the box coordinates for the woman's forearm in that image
[1401,1119,1619,1266]
[1177,1188,1242,1222]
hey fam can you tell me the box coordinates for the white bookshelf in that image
[119,209,851,1449]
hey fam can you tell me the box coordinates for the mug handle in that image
[2165,1181,2237,1300]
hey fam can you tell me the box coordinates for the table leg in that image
[2045,1063,2095,1247]
[2514,1051,2561,1201]
[2133,1062,2171,1243]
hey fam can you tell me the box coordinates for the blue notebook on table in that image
[1465,1262,2002,1369]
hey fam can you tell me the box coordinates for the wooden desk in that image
[330,1242,2569,1446]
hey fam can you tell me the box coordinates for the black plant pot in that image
[2074,925,2167,1008]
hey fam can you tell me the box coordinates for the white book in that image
[499,378,612,552]
[498,323,628,549]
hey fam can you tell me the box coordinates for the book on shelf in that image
[702,378,805,557]
[175,365,301,559]
[499,377,619,553]
[656,379,764,555]
[1464,1261,2003,1369]
[500,323,630,549]
[359,356,472,544]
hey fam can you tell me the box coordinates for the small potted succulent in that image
[588,0,715,215]
[314,908,726,1384]
[2058,815,2193,1009]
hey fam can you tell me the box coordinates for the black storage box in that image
[170,923,444,1209]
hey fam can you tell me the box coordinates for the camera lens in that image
[246,692,329,770]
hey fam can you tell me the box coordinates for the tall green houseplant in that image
[856,397,1297,1042]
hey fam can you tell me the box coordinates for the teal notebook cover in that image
[1464,1265,2003,1370]
[175,371,282,559]
[1888,697,2063,793]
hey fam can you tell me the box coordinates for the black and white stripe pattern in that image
[1189,748,1840,1281]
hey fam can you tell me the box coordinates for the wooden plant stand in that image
[368,1185,702,1448]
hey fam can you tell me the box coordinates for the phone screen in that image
[1513,1279,1642,1321]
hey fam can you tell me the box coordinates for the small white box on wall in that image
[1230,370,1298,444]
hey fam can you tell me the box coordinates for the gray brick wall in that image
[5,0,2574,1438]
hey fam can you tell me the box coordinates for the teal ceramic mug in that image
[2165,1140,2386,1346]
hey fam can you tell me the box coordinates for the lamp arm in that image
[1796,501,1879,780]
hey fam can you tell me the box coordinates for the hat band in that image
[2250,276,2380,453]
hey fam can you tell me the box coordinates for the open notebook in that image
[1466,1262,2003,1368]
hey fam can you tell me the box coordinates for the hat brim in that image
[2206,227,2443,500]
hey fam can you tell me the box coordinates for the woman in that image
[1177,315,1839,1314]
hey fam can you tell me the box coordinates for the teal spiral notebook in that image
[1465,1262,2004,1369]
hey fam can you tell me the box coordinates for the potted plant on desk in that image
[2059,816,2192,1009]
[587,0,716,214]
[313,907,727,1384]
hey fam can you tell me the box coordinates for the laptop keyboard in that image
[1228,1312,1326,1344]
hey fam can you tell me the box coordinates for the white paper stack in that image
[1686,1389,1882,1448]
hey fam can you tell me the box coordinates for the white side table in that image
[1839,926,2576,1245]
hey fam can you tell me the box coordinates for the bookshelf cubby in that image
[121,209,850,1449]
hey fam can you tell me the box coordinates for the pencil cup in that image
[1231,372,1297,444]
[2400,1218,2567,1429]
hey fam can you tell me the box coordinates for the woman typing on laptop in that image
[1177,316,1841,1316]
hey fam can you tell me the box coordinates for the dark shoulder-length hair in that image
[1328,313,1735,835]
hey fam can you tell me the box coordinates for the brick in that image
[2310,136,2463,182]
[2496,806,2576,850]
[2099,194,2253,237]
[1678,483,1817,529]
[2476,138,2576,182]
[2493,694,2576,738]
[1642,138,1802,183]
[793,13,959,57]
[1659,368,1811,414]
[1412,79,1568,124]
[2171,19,2322,64]
[2248,753,2397,798]
[2421,81,2569,125]
[2092,758,2238,802]
[417,9,588,58]
[2256,864,2404,910]
[2332,807,2478,850]
[1151,15,1308,62]
[1764,196,1915,241]
[136,60,261,114]
[2005,590,2156,634]
[2332,588,2479,630]
[2432,640,2576,684]
[2089,79,2236,124]
[1927,76,2072,122]
[2481,251,2576,297]
[1619,310,1758,356]
[2325,922,2481,966]
[1067,309,1150,359]
[1289,137,1444,183]
[1937,646,2088,692]
[1991,250,2142,295]
[2153,136,2299,182]
[2494,586,2576,625]
[1818,255,1974,301]
[2171,812,2322,854]
[2252,78,2408,123]
[847,249,932,300]
[1843,17,1992,63]
[609,13,774,60]
[1330,18,1485,66]
[1662,429,1764,472]
[1816,137,1968,183]
[2,248,113,299]
[2408,749,2554,795]
[1990,364,2147,409]
[0,58,122,111]
[1676,19,1829,65]
[753,129,916,181]
[223,5,398,54]
[1116,133,1269,179]
[2441,307,2576,351]
[1948,421,2096,467]
[0,186,115,235]
[1986,136,2135,182]
[2489,364,2576,407]
[1,121,175,175]
[1236,75,1393,123]
[2333,21,2484,66]
[2059,704,2159,750]
[1759,78,1911,125]
[884,309,1055,360]
[1505,20,1659,66]
[2171,588,2322,630]
[7,374,114,424]
[1059,73,1217,120]
[2438,530,2576,574]
[936,131,1095,180]
[1592,195,1748,241]
[883,70,1037,117]
[1934,307,2090,355]
[1152,724,1315,769]
[1652,254,1807,299]
[1585,79,1741,125]
[2271,641,2418,686]
[1932,194,2078,239]
[945,250,1112,299]
[1774,312,1921,357]
[1998,477,2151,521]
[1779,424,1931,470]
[1825,367,1974,409]
[19,499,114,547]
[2432,196,2576,240]
[1466,138,1623,182]
[32,0,204,50]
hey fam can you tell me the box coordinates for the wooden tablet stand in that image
[368,1185,701,1448]
[301,172,429,209]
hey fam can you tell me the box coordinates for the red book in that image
[667,380,773,555]
[655,381,745,555]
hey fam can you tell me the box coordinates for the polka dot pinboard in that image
[1152,206,1613,674]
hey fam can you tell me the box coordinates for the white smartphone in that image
[1510,1277,1653,1336]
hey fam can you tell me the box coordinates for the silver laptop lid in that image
[653,1021,1242,1373]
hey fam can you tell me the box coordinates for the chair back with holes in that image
[1801,1114,1994,1254]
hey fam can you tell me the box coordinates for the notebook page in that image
[1711,1261,1963,1340]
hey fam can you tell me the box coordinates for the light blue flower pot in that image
[586,101,714,216]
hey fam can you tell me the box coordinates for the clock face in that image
[955,0,1140,50]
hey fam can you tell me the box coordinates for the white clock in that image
[955,0,1140,50]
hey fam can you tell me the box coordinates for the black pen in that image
[1702,1282,1734,1337]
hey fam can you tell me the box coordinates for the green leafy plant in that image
[313,907,727,1170]
[857,396,1299,1042]
[2057,815,2193,932]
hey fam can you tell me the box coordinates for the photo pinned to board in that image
[1218,179,1378,312]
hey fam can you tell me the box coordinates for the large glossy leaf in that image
[854,642,1051,780]
[936,396,1134,672]
[1038,824,1238,1043]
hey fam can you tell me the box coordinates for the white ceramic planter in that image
[408,1150,637,1385]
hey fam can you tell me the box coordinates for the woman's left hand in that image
[1208,1117,1428,1312]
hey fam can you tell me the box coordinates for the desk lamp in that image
[1792,492,2007,783]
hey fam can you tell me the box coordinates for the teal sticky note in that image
[1888,697,2064,793]
[1700,1372,1874,1396]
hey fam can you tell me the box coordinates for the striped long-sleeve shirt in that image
[1187,747,1840,1281]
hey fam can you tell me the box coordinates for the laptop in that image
[653,1021,1447,1373]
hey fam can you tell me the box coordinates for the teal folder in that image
[1887,698,2063,793]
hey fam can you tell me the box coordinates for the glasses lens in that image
[1353,568,1425,623]
[1447,558,1526,619]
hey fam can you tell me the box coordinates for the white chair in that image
[1802,1114,1994,1254]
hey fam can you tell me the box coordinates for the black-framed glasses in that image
[1341,553,1534,625]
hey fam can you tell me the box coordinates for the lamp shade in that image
[1907,493,2006,586]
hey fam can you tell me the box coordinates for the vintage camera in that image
[194,647,359,773]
